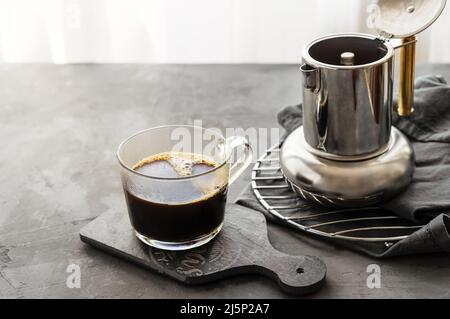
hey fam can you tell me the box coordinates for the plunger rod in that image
[398,35,417,116]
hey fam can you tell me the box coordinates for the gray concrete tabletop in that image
[0,64,449,299]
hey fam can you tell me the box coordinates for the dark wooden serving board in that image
[79,203,326,295]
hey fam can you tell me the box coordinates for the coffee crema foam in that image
[132,152,218,177]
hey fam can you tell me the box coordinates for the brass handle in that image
[397,35,417,116]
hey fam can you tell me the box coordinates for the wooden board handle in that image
[253,251,327,295]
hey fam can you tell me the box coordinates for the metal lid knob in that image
[340,52,355,66]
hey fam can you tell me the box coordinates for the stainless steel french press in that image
[280,0,447,207]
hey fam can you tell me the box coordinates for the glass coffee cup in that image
[117,125,252,250]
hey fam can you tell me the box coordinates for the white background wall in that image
[0,0,449,64]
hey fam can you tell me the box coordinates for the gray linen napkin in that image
[236,75,450,258]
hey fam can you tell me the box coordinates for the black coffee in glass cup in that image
[117,125,252,250]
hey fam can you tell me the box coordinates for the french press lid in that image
[369,0,447,38]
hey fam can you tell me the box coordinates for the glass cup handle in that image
[225,136,253,185]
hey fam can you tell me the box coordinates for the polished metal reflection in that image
[300,33,394,158]
[280,126,415,207]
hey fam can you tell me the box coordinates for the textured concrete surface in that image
[0,64,449,298]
